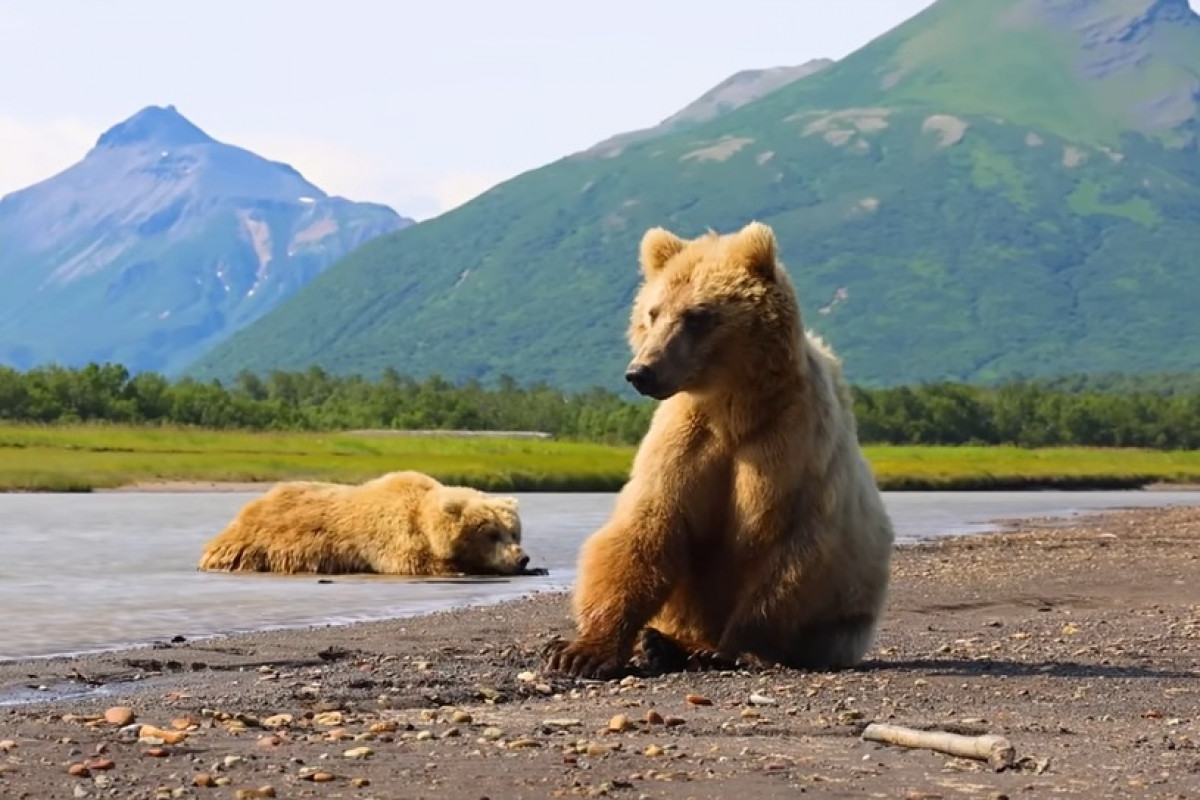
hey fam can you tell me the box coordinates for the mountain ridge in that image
[0,105,411,374]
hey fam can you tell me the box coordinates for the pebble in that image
[351,777,371,788]
[262,714,293,729]
[415,730,434,741]
[740,708,760,719]
[608,714,633,732]
[170,716,199,731]
[543,718,582,729]
[314,711,344,727]
[143,747,169,758]
[508,738,543,749]
[224,755,245,768]
[84,758,115,771]
[449,711,474,725]
[303,771,335,783]
[343,746,374,759]
[234,788,276,800]
[645,710,664,725]
[644,745,664,757]
[517,671,538,682]
[748,693,777,706]
[0,740,16,752]
[192,774,216,787]
[104,706,135,726]
[368,720,398,733]
[481,727,504,741]
[139,725,187,745]
[664,716,686,728]
[684,693,712,706]
[67,763,90,777]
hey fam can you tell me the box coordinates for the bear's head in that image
[624,221,800,400]
[432,487,531,575]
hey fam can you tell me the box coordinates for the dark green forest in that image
[2,363,1199,450]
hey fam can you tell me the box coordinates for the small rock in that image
[72,786,89,799]
[0,740,17,752]
[104,706,135,726]
[67,763,91,778]
[139,725,187,745]
[314,711,344,727]
[748,693,777,706]
[143,747,169,758]
[684,694,712,707]
[608,714,633,732]
[517,671,538,682]
[234,788,276,800]
[449,711,473,725]
[586,743,613,756]
[351,777,370,788]
[224,755,245,768]
[262,714,293,729]
[441,727,461,739]
[192,773,215,787]
[508,738,543,749]
[84,758,115,771]
[415,730,434,741]
[368,720,398,733]
[644,744,664,757]
[543,718,582,729]
[170,716,198,731]
[343,746,374,759]
[481,727,504,741]
[302,771,335,783]
[645,710,664,725]
[664,716,685,727]
[740,708,760,719]
[257,735,282,749]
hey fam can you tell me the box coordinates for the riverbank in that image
[4,423,1200,493]
[2,504,1198,798]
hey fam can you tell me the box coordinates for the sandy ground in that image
[2,505,1199,799]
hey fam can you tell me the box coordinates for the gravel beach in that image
[1,504,1198,799]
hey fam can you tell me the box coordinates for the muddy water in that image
[1,489,1197,661]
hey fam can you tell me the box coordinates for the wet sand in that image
[2,505,1198,799]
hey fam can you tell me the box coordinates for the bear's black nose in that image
[625,364,658,396]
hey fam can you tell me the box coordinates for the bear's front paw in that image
[521,566,550,576]
[542,638,628,680]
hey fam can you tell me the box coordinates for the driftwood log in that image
[861,723,1016,770]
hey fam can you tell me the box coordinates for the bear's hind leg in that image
[786,613,879,671]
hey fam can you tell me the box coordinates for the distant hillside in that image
[0,105,411,374]
[194,0,1200,391]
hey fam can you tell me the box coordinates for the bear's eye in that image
[488,529,502,542]
[682,307,716,333]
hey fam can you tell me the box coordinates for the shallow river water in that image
[1,489,1197,661]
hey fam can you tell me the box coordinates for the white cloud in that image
[0,116,95,198]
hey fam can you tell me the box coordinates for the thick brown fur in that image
[544,221,896,679]
[198,470,533,577]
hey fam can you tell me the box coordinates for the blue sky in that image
[3,1,1196,220]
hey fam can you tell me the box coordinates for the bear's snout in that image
[625,363,660,397]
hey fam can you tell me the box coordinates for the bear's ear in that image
[639,227,686,277]
[730,220,778,283]
[439,493,467,517]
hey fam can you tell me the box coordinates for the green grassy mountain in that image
[192,0,1200,392]
[0,106,410,375]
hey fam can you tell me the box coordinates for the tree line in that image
[0,363,1198,449]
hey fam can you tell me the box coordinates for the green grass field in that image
[1,423,1199,493]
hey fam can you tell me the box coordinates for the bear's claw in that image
[634,627,764,675]
[541,638,629,680]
